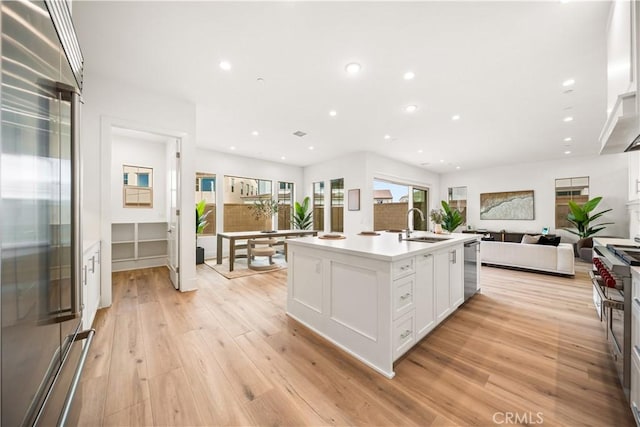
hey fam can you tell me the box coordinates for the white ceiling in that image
[73,1,611,173]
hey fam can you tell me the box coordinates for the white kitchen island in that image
[286,231,479,378]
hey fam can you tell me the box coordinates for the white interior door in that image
[168,139,181,289]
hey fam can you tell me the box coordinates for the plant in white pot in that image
[430,208,444,234]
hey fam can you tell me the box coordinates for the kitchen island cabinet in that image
[286,232,476,378]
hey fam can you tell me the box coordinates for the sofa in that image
[480,240,575,276]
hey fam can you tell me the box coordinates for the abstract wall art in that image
[480,190,534,220]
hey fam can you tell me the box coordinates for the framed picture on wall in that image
[348,189,360,211]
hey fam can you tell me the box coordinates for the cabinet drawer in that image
[633,275,640,302]
[393,310,415,360]
[633,297,640,349]
[392,258,415,279]
[393,275,415,319]
[631,348,640,425]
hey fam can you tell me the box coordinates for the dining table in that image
[216,229,318,271]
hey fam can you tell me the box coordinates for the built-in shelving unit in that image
[112,222,168,272]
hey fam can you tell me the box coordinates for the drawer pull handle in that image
[400,292,412,301]
[400,329,412,340]
[635,298,640,311]
[400,265,411,271]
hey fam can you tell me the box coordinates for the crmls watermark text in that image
[492,411,544,425]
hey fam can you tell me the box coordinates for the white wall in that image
[195,148,304,258]
[439,153,629,241]
[303,151,440,234]
[111,135,168,223]
[81,72,197,307]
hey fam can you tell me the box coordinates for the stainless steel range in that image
[592,243,635,400]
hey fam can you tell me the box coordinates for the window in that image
[195,172,216,235]
[447,186,467,226]
[313,181,324,231]
[278,181,294,230]
[223,175,273,232]
[331,178,344,232]
[555,177,589,229]
[123,165,153,208]
[373,179,429,231]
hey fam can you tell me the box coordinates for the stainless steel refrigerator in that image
[1,1,93,425]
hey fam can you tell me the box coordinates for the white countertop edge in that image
[286,232,479,262]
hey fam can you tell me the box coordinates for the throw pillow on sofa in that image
[538,235,561,246]
[521,234,541,244]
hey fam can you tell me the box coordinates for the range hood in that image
[600,91,639,154]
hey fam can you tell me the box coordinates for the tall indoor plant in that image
[441,200,464,233]
[566,196,613,239]
[196,199,210,264]
[293,196,312,230]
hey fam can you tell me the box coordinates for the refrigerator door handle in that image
[57,329,95,427]
[67,86,82,319]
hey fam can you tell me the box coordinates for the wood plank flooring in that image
[77,262,635,426]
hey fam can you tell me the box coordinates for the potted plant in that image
[250,198,279,232]
[196,199,210,264]
[293,196,312,230]
[566,196,613,255]
[441,200,464,233]
[430,208,444,234]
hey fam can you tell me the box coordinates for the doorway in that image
[108,126,181,291]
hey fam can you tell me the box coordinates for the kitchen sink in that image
[403,236,452,243]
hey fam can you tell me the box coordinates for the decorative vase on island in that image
[434,224,443,234]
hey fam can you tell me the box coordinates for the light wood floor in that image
[77,262,634,426]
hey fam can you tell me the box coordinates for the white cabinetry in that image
[112,222,168,272]
[631,269,640,423]
[435,245,464,323]
[415,253,435,340]
[82,241,101,330]
[287,238,468,378]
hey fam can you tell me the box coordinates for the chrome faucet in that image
[406,208,425,238]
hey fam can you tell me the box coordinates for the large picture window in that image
[313,181,324,231]
[330,178,344,232]
[223,175,273,232]
[278,181,294,230]
[555,177,589,229]
[195,172,216,235]
[447,186,467,226]
[373,179,429,231]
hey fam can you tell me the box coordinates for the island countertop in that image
[285,231,480,262]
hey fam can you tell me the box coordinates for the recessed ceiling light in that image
[417,149,423,153]
[405,105,418,113]
[384,134,391,140]
[456,166,461,170]
[560,0,570,4]
[219,60,231,71]
[256,77,265,84]
[281,156,286,160]
[451,114,461,121]
[563,116,573,122]
[229,146,236,150]
[345,62,361,74]
[329,110,337,117]
[562,78,575,87]
[439,159,444,163]
[403,71,415,80]
[251,131,259,136]
[308,146,314,150]
[564,150,571,154]
[564,137,572,142]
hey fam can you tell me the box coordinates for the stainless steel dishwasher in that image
[464,240,480,301]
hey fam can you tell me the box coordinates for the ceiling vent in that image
[293,131,307,137]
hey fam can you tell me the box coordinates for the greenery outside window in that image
[555,177,589,229]
[278,181,294,229]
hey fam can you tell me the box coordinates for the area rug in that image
[204,254,287,279]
